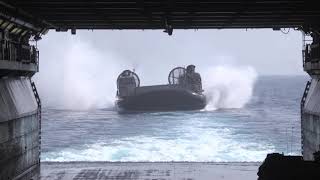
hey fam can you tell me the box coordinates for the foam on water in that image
[42,125,274,162]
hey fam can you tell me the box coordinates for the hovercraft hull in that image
[116,85,206,112]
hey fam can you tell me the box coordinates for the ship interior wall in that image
[0,77,40,179]
[302,78,320,160]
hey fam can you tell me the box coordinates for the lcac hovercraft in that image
[115,65,207,112]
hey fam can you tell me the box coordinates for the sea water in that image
[40,75,308,162]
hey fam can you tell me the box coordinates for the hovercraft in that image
[115,65,207,112]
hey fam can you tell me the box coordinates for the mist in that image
[33,29,301,110]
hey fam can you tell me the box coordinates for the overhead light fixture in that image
[6,23,14,30]
[16,29,22,34]
[163,26,173,36]
[163,17,173,36]
[21,30,28,36]
[10,27,18,34]
[1,21,9,28]
[71,28,76,35]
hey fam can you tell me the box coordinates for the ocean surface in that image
[41,75,309,162]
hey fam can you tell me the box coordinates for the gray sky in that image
[38,29,305,76]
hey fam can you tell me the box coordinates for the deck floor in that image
[40,162,260,180]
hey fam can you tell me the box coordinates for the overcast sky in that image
[39,29,304,77]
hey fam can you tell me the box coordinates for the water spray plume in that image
[35,39,257,111]
[203,65,257,110]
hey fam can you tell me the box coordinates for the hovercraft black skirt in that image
[116,88,206,112]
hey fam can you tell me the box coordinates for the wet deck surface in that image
[41,162,260,180]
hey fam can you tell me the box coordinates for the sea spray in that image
[203,65,257,110]
[34,39,124,110]
[35,35,257,110]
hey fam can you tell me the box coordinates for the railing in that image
[302,32,313,68]
[301,32,320,75]
[0,33,39,70]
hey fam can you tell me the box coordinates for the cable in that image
[280,28,290,34]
